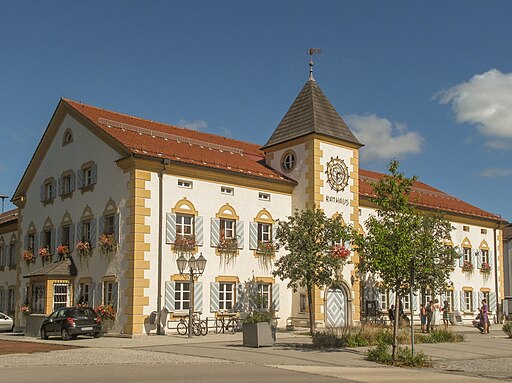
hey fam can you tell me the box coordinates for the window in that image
[53,284,69,310]
[78,283,91,306]
[219,282,234,311]
[0,246,4,267]
[176,214,194,238]
[481,249,489,264]
[380,291,389,311]
[7,288,15,312]
[27,234,35,251]
[61,225,71,247]
[103,281,117,306]
[62,174,72,194]
[299,293,307,313]
[32,283,46,314]
[402,295,410,311]
[0,290,4,312]
[464,291,473,312]
[82,220,92,242]
[257,283,271,310]
[463,226,470,232]
[178,179,193,189]
[44,181,54,201]
[44,230,52,253]
[281,151,296,171]
[9,243,16,266]
[258,192,270,202]
[444,290,454,311]
[221,186,234,196]
[104,215,115,235]
[463,247,471,263]
[258,223,272,243]
[63,129,73,145]
[174,282,190,311]
[482,291,490,310]
[79,162,97,189]
[220,219,236,240]
[481,228,487,235]
[423,290,433,305]
[84,167,93,187]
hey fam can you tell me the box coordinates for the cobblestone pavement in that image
[433,356,512,381]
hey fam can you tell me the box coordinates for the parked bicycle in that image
[215,313,240,334]
[175,313,208,336]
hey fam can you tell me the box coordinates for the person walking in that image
[420,303,427,333]
[388,304,395,325]
[480,299,489,334]
[442,300,450,330]
[432,299,442,330]
[426,300,433,333]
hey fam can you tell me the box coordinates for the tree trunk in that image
[307,283,315,337]
[392,285,400,359]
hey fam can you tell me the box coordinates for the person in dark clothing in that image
[426,300,434,333]
[388,305,396,324]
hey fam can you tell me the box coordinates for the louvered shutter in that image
[51,179,57,198]
[91,163,98,185]
[39,231,45,251]
[24,234,29,250]
[58,177,64,196]
[94,283,103,307]
[112,282,118,311]
[33,232,38,252]
[210,282,219,312]
[114,213,120,243]
[236,221,244,249]
[75,284,82,305]
[272,224,278,250]
[235,282,245,312]
[56,227,62,248]
[459,248,464,267]
[195,216,203,246]
[69,223,75,251]
[40,183,45,202]
[194,282,203,313]
[453,291,459,311]
[249,222,258,250]
[489,250,494,271]
[460,291,466,311]
[77,169,84,189]
[476,250,482,269]
[272,284,280,311]
[51,228,56,253]
[164,281,175,311]
[489,292,497,312]
[389,291,396,308]
[165,213,176,244]
[479,292,484,306]
[412,293,418,313]
[210,218,220,247]
[70,171,76,192]
[90,218,97,248]
[472,291,478,313]
[76,222,83,243]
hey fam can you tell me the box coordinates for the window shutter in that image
[94,283,103,307]
[76,222,83,243]
[51,179,57,198]
[24,234,29,250]
[40,183,45,202]
[458,248,464,267]
[389,291,396,307]
[237,282,248,312]
[165,213,176,244]
[460,291,466,311]
[194,282,203,313]
[114,213,120,243]
[476,250,481,269]
[272,284,280,311]
[51,228,56,254]
[195,216,203,246]
[39,231,45,250]
[272,224,277,242]
[91,163,98,185]
[453,291,459,311]
[77,169,84,189]
[164,281,175,312]
[69,223,75,251]
[210,218,220,247]
[472,291,478,313]
[249,222,258,250]
[90,218,97,249]
[75,284,82,305]
[34,232,38,252]
[112,282,119,311]
[489,250,494,270]
[57,226,62,247]
[58,177,64,196]
[412,293,418,313]
[70,171,76,192]
[236,221,244,249]
[98,216,104,236]
[489,292,497,312]
[479,291,484,303]
[210,282,219,312]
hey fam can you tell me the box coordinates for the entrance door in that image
[326,288,347,327]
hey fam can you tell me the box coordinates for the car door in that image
[0,313,13,331]
[53,308,68,334]
[45,309,62,335]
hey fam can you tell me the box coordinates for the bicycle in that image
[176,313,208,336]
[215,314,240,334]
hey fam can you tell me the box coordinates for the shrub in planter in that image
[242,311,275,347]
[503,321,512,338]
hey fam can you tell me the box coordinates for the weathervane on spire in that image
[307,47,322,81]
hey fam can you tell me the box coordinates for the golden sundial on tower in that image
[326,156,349,192]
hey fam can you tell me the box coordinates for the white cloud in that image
[346,114,423,162]
[480,168,512,178]
[437,69,512,145]
[177,119,208,131]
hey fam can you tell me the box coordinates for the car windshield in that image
[69,308,96,317]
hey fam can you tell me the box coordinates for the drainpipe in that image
[156,159,170,335]
[493,222,500,322]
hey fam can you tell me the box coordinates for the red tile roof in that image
[0,208,18,226]
[360,169,503,222]
[63,99,293,184]
[62,98,502,222]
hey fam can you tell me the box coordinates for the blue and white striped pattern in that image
[249,222,258,250]
[114,213,120,243]
[112,281,119,311]
[210,218,220,247]
[489,291,497,312]
[69,223,75,251]
[194,282,203,312]
[458,248,464,268]
[210,282,219,312]
[165,281,175,311]
[489,250,494,271]
[453,291,459,311]
[90,218,97,248]
[272,284,280,311]
[77,169,84,189]
[94,283,103,307]
[460,291,466,311]
[165,213,176,244]
[476,250,481,269]
[236,221,244,249]
[472,291,478,312]
[91,163,98,184]
[195,216,203,246]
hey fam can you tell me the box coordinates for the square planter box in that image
[242,322,276,347]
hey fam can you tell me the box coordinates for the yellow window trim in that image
[171,274,189,282]
[216,204,239,220]
[102,275,117,283]
[480,287,491,293]
[172,198,199,216]
[79,277,93,284]
[461,237,472,248]
[215,275,239,283]
[462,286,473,292]
[479,240,490,250]
[254,277,274,284]
[254,208,274,224]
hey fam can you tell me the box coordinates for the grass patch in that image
[417,329,464,343]
[367,342,432,368]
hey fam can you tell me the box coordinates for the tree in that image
[273,207,351,336]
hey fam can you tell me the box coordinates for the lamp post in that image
[176,252,207,338]
[0,195,8,213]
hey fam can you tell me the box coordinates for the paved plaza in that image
[0,326,511,382]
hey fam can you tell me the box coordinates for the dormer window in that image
[281,151,296,172]
[62,128,73,146]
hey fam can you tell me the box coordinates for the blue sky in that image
[1,1,511,222]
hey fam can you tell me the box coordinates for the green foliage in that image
[242,311,274,324]
[367,343,432,367]
[417,329,464,343]
[367,342,393,364]
[273,207,352,335]
[502,321,512,338]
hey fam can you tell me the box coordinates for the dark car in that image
[41,306,102,340]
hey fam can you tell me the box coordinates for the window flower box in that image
[480,262,492,273]
[217,237,238,266]
[256,241,275,270]
[57,244,70,259]
[22,249,35,265]
[173,236,196,255]
[331,245,350,261]
[462,260,474,273]
[38,246,52,263]
[76,241,92,260]
[98,234,116,256]
[20,305,30,316]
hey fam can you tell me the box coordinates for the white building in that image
[2,75,507,334]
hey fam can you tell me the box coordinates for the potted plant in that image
[331,244,350,261]
[98,233,116,256]
[217,237,238,266]
[22,249,35,265]
[76,240,92,260]
[173,235,196,255]
[38,246,52,263]
[462,260,474,273]
[95,304,116,333]
[256,240,275,270]
[20,305,30,316]
[57,244,70,260]
[242,309,276,347]
[481,262,492,273]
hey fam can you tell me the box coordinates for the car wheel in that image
[41,328,49,340]
[93,332,102,338]
[61,328,71,341]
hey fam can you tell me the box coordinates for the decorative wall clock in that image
[325,156,349,192]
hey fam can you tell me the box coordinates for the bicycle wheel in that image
[214,318,223,334]
[192,322,202,336]
[200,320,208,336]
[225,319,236,334]
[177,321,188,335]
